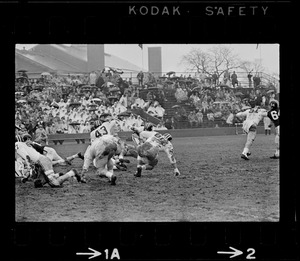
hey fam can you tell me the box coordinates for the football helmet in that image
[100,113,112,122]
[249,98,261,108]
[270,100,279,109]
[93,120,101,128]
[144,122,153,131]
[22,133,32,142]
[163,133,173,141]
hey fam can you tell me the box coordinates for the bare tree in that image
[180,48,212,74]
[181,45,242,80]
[252,60,265,75]
[240,60,253,74]
[209,45,241,78]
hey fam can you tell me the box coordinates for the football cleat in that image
[270,155,279,159]
[72,169,82,182]
[110,175,117,185]
[241,153,249,160]
[174,171,180,177]
[77,152,84,160]
[34,179,43,188]
[134,166,142,177]
[80,177,87,183]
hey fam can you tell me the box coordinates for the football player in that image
[21,133,83,166]
[235,100,268,160]
[84,114,129,170]
[267,100,280,159]
[131,124,180,177]
[80,134,126,185]
[15,138,82,188]
[15,145,32,179]
[89,113,120,142]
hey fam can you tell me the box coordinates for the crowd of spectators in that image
[138,70,278,129]
[15,69,170,144]
[15,68,279,143]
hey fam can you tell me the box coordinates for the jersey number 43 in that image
[95,126,108,137]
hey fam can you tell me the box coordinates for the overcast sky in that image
[16,44,279,76]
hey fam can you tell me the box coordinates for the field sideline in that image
[15,134,279,222]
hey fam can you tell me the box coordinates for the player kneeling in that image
[80,135,126,185]
[131,125,180,177]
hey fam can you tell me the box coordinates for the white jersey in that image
[139,130,157,143]
[90,120,119,143]
[132,127,158,145]
[15,141,41,163]
[132,127,170,150]
[83,135,120,170]
[138,130,169,148]
[236,107,267,133]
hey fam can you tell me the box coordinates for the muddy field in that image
[15,134,279,222]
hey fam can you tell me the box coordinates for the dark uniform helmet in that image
[249,98,261,108]
[100,113,112,122]
[22,133,32,142]
[270,100,279,109]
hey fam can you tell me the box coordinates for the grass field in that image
[15,134,279,222]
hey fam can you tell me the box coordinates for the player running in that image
[267,100,280,159]
[131,123,180,177]
[15,138,82,188]
[80,134,126,185]
[234,100,268,160]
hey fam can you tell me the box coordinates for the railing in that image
[48,125,268,145]
[124,71,280,92]
[17,70,279,93]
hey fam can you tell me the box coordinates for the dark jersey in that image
[267,109,280,127]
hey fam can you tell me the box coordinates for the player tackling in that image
[79,113,129,184]
[80,134,126,185]
[131,123,180,177]
[15,137,82,187]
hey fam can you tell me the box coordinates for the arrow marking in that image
[76,247,102,259]
[217,246,243,258]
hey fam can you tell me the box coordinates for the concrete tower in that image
[87,44,105,72]
[148,46,162,77]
